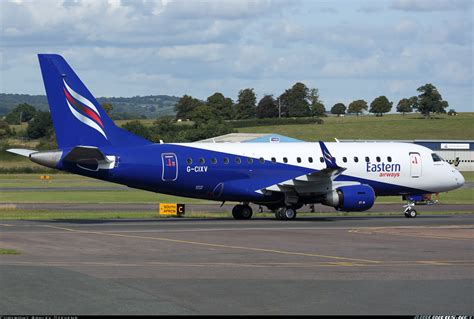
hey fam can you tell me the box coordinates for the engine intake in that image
[323,184,375,212]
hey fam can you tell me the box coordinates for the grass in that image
[0,209,472,221]
[0,190,208,204]
[0,173,472,204]
[237,113,474,141]
[0,248,21,255]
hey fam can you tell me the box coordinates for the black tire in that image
[240,205,253,220]
[409,209,417,218]
[274,209,281,220]
[232,205,243,220]
[276,208,286,220]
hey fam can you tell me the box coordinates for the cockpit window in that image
[431,153,444,162]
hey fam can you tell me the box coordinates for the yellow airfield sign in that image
[159,203,185,217]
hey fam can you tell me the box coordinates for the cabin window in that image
[283,157,288,163]
[271,157,276,163]
[343,157,347,163]
[376,156,381,162]
[320,157,324,163]
[235,157,241,164]
[365,156,370,163]
[223,157,229,164]
[387,156,392,162]
[211,158,217,164]
[247,158,253,164]
[297,157,301,163]
[354,157,358,163]
[308,157,313,163]
[199,158,205,164]
[259,157,265,164]
[186,158,192,165]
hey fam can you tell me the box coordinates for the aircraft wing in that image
[260,141,358,195]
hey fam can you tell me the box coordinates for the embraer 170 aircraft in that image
[8,54,465,220]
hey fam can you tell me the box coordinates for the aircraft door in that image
[409,152,422,178]
[161,153,178,181]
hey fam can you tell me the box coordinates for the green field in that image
[0,172,471,220]
[237,113,474,141]
[0,173,472,205]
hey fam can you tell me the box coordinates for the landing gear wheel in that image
[275,207,297,220]
[274,209,282,220]
[232,204,253,220]
[240,205,253,220]
[404,209,417,218]
[283,207,297,220]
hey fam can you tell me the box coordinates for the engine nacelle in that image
[323,184,375,212]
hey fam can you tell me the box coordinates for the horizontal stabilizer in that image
[6,149,38,157]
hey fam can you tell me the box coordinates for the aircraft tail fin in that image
[38,54,150,148]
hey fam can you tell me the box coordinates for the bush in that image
[0,120,14,138]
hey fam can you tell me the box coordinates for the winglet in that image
[318,141,339,169]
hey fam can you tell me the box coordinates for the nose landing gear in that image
[403,202,417,218]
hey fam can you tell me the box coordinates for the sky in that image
[1,0,473,112]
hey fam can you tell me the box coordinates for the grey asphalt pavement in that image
[3,202,473,214]
[0,215,473,315]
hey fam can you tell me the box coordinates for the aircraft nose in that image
[455,170,465,187]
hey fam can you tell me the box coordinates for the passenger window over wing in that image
[235,157,241,164]
[308,157,313,163]
[283,157,288,163]
[211,158,217,164]
[223,157,229,164]
[271,157,276,162]
[354,157,358,162]
[199,158,205,164]
[320,157,324,163]
[297,157,301,163]
[343,157,347,163]
[259,157,265,163]
[247,158,253,164]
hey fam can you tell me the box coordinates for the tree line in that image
[175,82,453,120]
[0,82,455,143]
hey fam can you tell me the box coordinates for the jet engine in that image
[323,184,375,212]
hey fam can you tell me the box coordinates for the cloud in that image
[391,0,472,11]
[158,44,227,62]
[358,3,385,13]
[0,0,472,111]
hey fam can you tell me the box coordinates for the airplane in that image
[7,54,465,220]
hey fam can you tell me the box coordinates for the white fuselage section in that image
[181,142,464,194]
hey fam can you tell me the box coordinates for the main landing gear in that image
[232,204,253,220]
[274,207,297,220]
[403,202,417,218]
